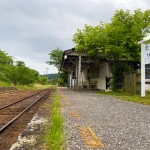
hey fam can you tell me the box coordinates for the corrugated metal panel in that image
[67,51,87,56]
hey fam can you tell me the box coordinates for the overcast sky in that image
[0,0,150,75]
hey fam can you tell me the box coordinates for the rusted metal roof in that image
[63,48,87,56]
[60,48,90,71]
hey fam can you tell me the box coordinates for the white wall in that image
[145,79,150,91]
[99,63,109,78]
[90,78,106,90]
[82,69,87,83]
[89,63,109,90]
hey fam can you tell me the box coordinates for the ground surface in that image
[9,97,52,150]
[59,87,150,150]
[0,90,35,107]
[0,89,52,150]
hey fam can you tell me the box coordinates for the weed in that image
[97,91,150,105]
[44,91,64,150]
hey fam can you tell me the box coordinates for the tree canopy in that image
[72,9,150,91]
[0,50,13,65]
[47,48,68,86]
[46,48,63,70]
[0,50,40,85]
[72,9,150,62]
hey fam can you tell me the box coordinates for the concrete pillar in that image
[78,55,81,90]
[70,71,73,89]
[67,71,70,88]
[76,63,78,90]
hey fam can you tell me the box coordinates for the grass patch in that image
[44,91,64,150]
[0,81,13,87]
[97,91,150,105]
[17,84,52,91]
[33,84,53,89]
[0,81,52,91]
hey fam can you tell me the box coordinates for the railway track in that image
[0,88,50,133]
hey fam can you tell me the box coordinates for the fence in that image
[123,69,150,94]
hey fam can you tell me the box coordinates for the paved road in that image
[58,87,150,150]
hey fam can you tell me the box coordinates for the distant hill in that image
[41,73,59,80]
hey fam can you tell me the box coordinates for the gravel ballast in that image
[59,87,150,150]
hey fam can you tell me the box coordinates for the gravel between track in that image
[58,87,150,150]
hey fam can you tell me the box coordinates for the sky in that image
[0,0,150,75]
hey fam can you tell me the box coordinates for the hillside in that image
[41,73,58,80]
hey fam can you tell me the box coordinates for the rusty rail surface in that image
[0,88,50,133]
[0,88,48,110]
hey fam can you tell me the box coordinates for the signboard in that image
[143,43,150,64]
[138,35,150,97]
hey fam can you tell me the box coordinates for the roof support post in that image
[75,60,78,90]
[78,55,81,90]
[70,71,73,89]
[67,71,70,88]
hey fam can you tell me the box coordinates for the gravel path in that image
[58,87,150,150]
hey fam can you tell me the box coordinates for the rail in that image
[0,88,49,110]
[0,88,50,133]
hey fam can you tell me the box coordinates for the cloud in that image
[0,0,149,74]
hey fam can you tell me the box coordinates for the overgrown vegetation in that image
[111,63,131,91]
[17,84,52,91]
[97,91,150,105]
[44,91,64,150]
[0,81,51,91]
[0,81,13,87]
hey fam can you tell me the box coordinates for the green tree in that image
[50,78,58,85]
[0,50,13,65]
[72,9,150,62]
[73,23,107,57]
[3,65,39,85]
[46,48,63,69]
[39,76,48,85]
[17,67,39,85]
[59,71,68,84]
[0,50,13,82]
[0,50,40,85]
[105,9,150,62]
[47,48,68,86]
[58,78,64,86]
[111,63,131,91]
[16,61,25,66]
[72,9,150,90]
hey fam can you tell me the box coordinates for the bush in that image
[111,63,131,91]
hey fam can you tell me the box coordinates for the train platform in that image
[59,87,150,150]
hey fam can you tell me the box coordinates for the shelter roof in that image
[60,48,93,71]
[60,48,140,71]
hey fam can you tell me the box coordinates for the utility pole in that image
[46,68,49,84]
[46,68,49,75]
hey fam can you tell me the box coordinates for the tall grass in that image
[0,81,13,87]
[17,84,52,91]
[0,81,52,91]
[45,91,64,150]
[97,91,150,105]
